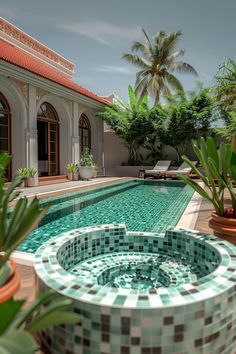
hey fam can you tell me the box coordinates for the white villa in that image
[0,17,109,181]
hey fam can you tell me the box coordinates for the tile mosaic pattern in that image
[18,180,193,253]
[35,225,236,354]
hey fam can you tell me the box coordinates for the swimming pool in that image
[18,179,194,253]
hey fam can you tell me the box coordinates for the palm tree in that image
[123,29,198,103]
[215,59,236,117]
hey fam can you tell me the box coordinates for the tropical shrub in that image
[99,86,153,164]
[214,59,236,120]
[160,89,214,162]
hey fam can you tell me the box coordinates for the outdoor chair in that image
[164,161,198,179]
[144,160,171,179]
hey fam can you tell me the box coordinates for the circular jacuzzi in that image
[34,224,236,354]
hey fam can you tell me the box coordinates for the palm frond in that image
[166,49,185,63]
[169,61,198,76]
[122,54,151,69]
[166,73,184,92]
[135,75,150,97]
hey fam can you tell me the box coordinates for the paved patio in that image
[16,177,129,199]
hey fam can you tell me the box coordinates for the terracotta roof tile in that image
[0,39,108,105]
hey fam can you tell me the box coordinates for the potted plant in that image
[0,152,81,353]
[26,168,37,187]
[78,148,94,180]
[66,163,78,181]
[92,164,99,178]
[16,168,28,187]
[178,137,236,244]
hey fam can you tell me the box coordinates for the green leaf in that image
[0,300,25,335]
[14,290,56,329]
[0,330,38,354]
[230,152,236,182]
[177,174,213,202]
[26,311,81,334]
[206,137,219,169]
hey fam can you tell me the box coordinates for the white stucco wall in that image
[0,74,105,179]
[0,76,27,176]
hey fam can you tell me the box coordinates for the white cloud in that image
[61,20,141,46]
[93,65,135,74]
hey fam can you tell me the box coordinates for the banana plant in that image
[177,137,236,216]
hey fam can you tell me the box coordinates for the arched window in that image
[79,114,91,154]
[0,92,11,180]
[37,102,59,176]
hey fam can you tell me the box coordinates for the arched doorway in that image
[79,114,91,154]
[0,92,11,180]
[37,102,59,176]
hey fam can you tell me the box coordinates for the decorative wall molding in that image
[36,88,49,106]
[0,17,74,76]
[10,78,29,108]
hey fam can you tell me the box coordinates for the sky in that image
[1,0,236,100]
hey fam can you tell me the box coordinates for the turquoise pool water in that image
[18,180,194,253]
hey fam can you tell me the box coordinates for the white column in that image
[71,101,80,163]
[27,85,38,182]
[97,117,104,175]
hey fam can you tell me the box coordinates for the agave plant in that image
[177,137,236,217]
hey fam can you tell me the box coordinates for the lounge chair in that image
[144,160,171,179]
[164,161,198,179]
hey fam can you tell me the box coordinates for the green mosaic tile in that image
[18,180,193,253]
[34,225,236,354]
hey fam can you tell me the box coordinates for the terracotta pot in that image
[209,211,236,245]
[67,172,73,181]
[73,172,79,181]
[27,177,36,187]
[0,259,20,303]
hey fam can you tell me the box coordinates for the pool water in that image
[18,180,193,253]
[69,252,199,290]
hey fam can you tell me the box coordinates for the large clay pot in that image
[73,172,79,181]
[67,172,73,181]
[0,259,20,304]
[27,177,36,187]
[78,167,94,180]
[209,210,236,245]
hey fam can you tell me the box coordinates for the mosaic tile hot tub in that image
[35,225,236,354]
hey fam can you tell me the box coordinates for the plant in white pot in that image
[78,148,94,180]
[26,168,37,187]
[16,168,28,187]
[92,164,99,178]
[66,163,78,181]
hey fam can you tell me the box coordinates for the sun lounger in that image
[164,161,198,179]
[144,160,171,179]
